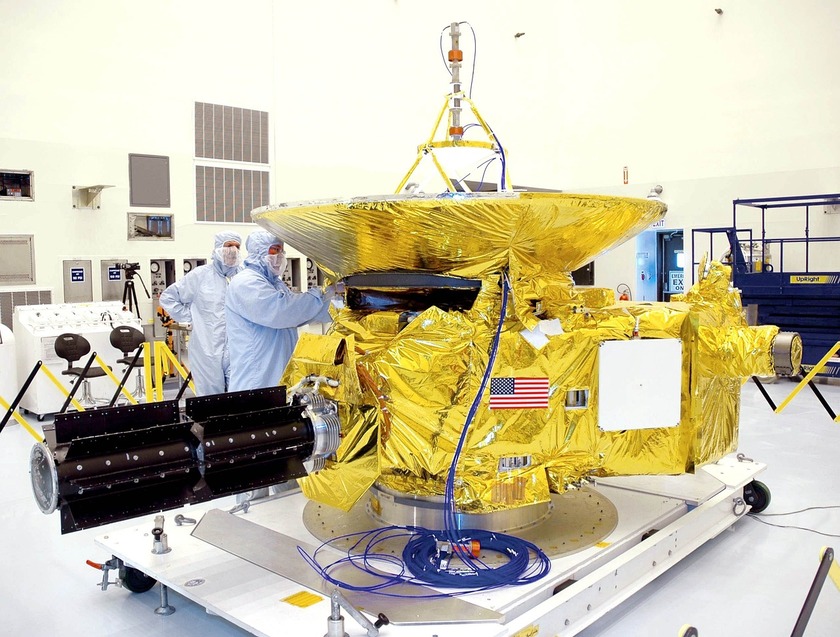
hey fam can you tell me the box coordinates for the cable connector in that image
[437,539,481,570]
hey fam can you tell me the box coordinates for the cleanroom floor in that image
[1,380,838,637]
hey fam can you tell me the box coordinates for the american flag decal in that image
[489,377,550,409]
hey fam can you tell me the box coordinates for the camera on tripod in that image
[116,262,141,278]
[115,262,149,318]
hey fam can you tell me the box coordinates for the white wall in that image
[1,0,839,315]
[0,0,275,321]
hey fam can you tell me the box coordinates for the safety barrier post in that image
[144,342,155,403]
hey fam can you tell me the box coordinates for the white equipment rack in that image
[95,455,764,637]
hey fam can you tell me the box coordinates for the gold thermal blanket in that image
[258,194,786,513]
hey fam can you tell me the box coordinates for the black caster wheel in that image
[121,565,157,593]
[37,414,45,422]
[743,480,771,513]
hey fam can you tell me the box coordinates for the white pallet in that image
[95,455,764,637]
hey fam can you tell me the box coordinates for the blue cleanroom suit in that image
[226,231,332,392]
[159,231,243,395]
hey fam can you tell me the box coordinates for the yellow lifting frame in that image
[774,341,840,420]
[394,92,512,194]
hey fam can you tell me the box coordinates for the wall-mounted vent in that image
[195,102,269,164]
[0,288,52,330]
[195,102,270,224]
[195,166,270,223]
[0,235,36,284]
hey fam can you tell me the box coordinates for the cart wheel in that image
[743,480,771,513]
[37,414,45,422]
[122,566,157,593]
[678,625,699,637]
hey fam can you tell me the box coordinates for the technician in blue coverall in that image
[159,231,242,395]
[225,230,334,392]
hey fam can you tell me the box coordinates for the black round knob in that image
[374,613,390,628]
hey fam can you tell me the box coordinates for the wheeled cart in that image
[94,454,767,637]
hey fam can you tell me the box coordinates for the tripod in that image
[122,271,151,319]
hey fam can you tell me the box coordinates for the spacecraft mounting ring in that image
[30,442,59,515]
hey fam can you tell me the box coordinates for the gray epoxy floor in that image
[1,380,838,637]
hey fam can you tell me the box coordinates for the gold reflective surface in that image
[270,194,781,515]
[253,192,667,279]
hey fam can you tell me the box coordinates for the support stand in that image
[154,584,176,616]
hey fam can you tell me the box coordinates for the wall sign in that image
[669,270,684,293]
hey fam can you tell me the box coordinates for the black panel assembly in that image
[30,386,340,533]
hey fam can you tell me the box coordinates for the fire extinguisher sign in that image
[669,270,684,293]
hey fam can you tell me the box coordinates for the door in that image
[659,231,684,301]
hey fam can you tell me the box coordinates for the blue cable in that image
[298,273,551,594]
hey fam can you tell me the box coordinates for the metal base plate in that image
[303,486,619,562]
[94,456,766,637]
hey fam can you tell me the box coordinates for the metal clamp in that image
[325,589,389,637]
[86,556,123,591]
[736,453,754,463]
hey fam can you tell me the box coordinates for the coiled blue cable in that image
[299,272,551,594]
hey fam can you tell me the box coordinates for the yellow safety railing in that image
[0,395,43,442]
[38,364,87,413]
[774,341,840,420]
[824,546,840,591]
[94,353,138,405]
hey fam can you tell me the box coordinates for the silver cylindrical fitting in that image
[309,412,341,458]
[325,615,347,637]
[772,331,803,377]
